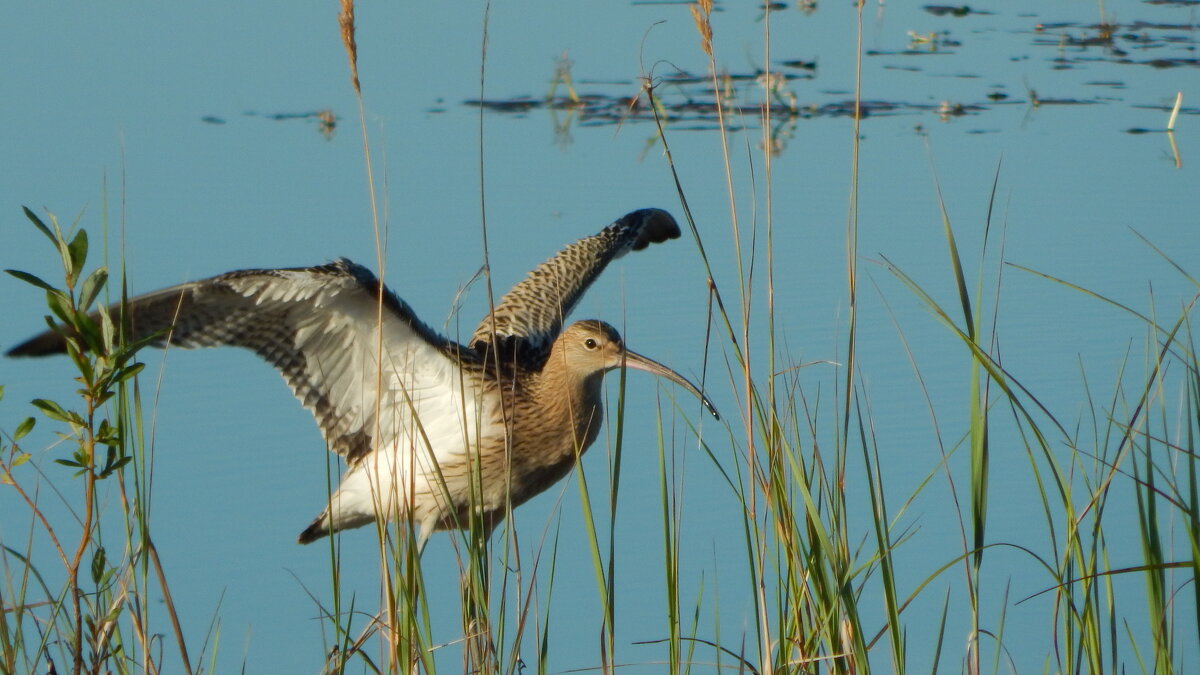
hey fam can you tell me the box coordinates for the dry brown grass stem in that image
[147,538,192,672]
[339,0,361,95]
[689,2,713,58]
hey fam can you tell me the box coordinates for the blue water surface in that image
[2,0,1197,672]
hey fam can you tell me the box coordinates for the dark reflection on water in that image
[465,8,1197,144]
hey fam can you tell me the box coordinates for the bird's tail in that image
[297,514,332,544]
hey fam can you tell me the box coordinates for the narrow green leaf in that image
[31,398,72,424]
[53,458,82,469]
[22,206,57,245]
[11,451,31,468]
[99,447,131,478]
[103,603,124,625]
[5,269,58,293]
[114,333,160,361]
[114,362,145,385]
[96,419,116,443]
[0,384,5,401]
[45,289,74,326]
[79,267,108,312]
[75,313,104,356]
[14,416,36,441]
[74,348,97,385]
[67,229,88,279]
[91,546,106,585]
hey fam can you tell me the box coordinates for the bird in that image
[7,208,718,550]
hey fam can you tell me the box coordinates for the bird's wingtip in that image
[6,332,67,358]
[625,208,681,250]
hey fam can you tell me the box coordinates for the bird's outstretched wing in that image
[8,260,484,470]
[470,208,680,363]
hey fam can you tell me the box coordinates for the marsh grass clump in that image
[631,3,1200,674]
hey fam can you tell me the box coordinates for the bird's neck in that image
[530,361,606,454]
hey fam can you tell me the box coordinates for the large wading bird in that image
[8,208,718,550]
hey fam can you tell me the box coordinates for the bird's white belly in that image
[326,392,505,538]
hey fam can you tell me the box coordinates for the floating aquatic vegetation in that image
[457,6,1196,153]
[199,109,339,140]
[1030,20,1200,69]
[923,5,994,17]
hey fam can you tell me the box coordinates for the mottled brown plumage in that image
[7,208,718,549]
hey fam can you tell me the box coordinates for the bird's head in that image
[551,320,719,419]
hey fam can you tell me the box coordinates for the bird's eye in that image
[584,338,598,350]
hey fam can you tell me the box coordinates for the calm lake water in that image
[3,0,1197,672]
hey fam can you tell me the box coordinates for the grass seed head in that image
[689,2,713,58]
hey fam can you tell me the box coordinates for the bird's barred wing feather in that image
[8,260,484,472]
[470,208,680,360]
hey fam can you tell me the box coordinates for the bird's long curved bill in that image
[622,349,720,420]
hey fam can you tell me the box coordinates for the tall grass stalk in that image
[653,1,893,672]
